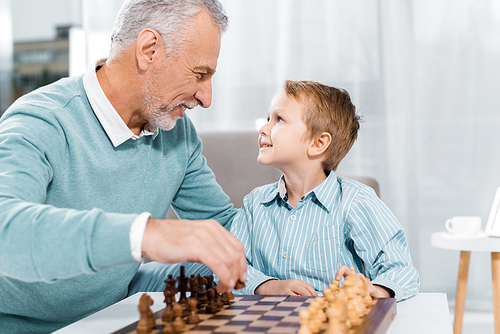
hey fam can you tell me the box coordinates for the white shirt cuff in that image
[130,212,151,262]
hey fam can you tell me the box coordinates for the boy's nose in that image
[259,123,270,135]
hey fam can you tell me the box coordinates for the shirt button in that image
[282,252,288,258]
[290,215,296,221]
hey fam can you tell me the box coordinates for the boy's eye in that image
[277,116,283,123]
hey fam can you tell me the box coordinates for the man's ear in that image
[135,29,162,71]
[308,132,332,157]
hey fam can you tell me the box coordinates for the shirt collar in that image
[260,172,339,213]
[83,59,158,147]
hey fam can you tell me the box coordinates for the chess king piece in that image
[136,293,155,334]
[177,266,190,316]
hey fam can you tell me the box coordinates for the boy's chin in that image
[256,156,270,166]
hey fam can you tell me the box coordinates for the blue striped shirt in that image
[230,172,420,301]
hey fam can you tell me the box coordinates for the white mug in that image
[445,216,482,236]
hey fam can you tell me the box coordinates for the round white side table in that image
[431,231,500,334]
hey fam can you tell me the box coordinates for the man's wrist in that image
[129,212,151,262]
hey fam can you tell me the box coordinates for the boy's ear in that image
[308,132,332,157]
[135,28,162,71]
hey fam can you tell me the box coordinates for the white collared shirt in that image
[82,59,153,262]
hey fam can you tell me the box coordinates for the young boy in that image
[229,80,420,301]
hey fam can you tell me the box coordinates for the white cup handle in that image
[445,219,453,233]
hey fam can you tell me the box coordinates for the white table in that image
[432,231,500,334]
[53,292,452,334]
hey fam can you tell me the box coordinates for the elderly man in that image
[0,0,246,332]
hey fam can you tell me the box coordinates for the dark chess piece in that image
[177,266,190,317]
[234,280,246,290]
[189,274,199,302]
[197,274,208,306]
[187,298,200,324]
[137,293,155,334]
[227,291,235,301]
[206,275,214,290]
[215,289,223,310]
[166,274,177,295]
[162,321,175,334]
[161,306,175,334]
[221,292,230,305]
[162,274,177,324]
[173,303,186,333]
[205,288,218,314]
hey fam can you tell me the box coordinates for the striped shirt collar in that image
[261,171,339,213]
[82,59,158,147]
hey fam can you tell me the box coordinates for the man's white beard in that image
[143,74,188,131]
[147,102,182,131]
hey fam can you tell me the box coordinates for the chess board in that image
[112,295,396,334]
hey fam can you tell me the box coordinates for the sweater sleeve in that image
[346,188,420,301]
[0,106,137,282]
[169,120,238,229]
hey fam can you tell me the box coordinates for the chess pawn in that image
[173,302,185,333]
[162,321,175,334]
[215,290,224,310]
[329,280,340,294]
[137,294,155,334]
[227,290,235,301]
[307,302,321,334]
[221,292,230,305]
[298,309,311,332]
[187,298,200,324]
[162,306,174,325]
[205,288,218,313]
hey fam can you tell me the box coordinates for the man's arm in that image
[0,108,137,282]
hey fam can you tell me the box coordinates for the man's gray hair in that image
[110,0,228,57]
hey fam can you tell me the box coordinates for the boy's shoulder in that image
[336,175,379,201]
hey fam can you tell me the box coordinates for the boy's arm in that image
[348,189,420,301]
[228,192,277,294]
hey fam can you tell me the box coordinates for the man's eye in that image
[197,73,207,80]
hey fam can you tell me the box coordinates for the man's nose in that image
[194,79,213,108]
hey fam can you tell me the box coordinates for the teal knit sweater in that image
[0,76,236,333]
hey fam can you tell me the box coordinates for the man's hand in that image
[335,265,392,298]
[141,218,247,293]
[255,279,318,296]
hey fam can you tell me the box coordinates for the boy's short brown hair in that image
[284,80,360,171]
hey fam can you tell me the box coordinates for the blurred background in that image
[1,0,500,331]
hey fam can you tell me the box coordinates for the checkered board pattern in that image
[112,295,397,334]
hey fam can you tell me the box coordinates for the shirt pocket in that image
[305,224,338,276]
